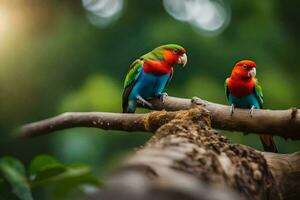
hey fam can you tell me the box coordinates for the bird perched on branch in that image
[122,44,187,113]
[225,60,278,152]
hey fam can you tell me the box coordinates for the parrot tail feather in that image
[122,100,136,113]
[259,134,278,153]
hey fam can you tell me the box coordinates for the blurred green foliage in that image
[0,155,99,199]
[0,0,300,199]
[0,156,33,200]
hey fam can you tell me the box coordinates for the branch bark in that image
[19,96,300,140]
[18,110,180,138]
[18,112,146,138]
[263,152,300,200]
[86,108,299,200]
[148,96,300,140]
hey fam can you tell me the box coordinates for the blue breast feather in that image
[128,69,170,100]
[228,92,261,109]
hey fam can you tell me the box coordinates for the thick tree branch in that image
[148,96,300,140]
[86,108,299,200]
[263,152,300,200]
[19,96,300,140]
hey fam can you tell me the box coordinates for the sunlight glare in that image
[0,9,11,35]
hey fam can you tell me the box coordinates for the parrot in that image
[122,44,187,113]
[224,60,278,152]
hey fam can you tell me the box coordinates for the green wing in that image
[122,59,143,111]
[224,78,230,100]
[253,78,264,108]
[123,59,143,89]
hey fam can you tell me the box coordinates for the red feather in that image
[142,48,184,75]
[143,60,173,75]
[227,77,255,97]
[227,60,256,97]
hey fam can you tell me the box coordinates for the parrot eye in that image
[242,64,247,69]
[173,49,178,54]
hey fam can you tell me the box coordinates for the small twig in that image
[18,109,181,138]
[18,112,146,138]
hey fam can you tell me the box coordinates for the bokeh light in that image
[82,0,124,27]
[163,0,231,36]
[0,6,15,48]
[0,9,10,34]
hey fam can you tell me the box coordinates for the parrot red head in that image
[152,44,187,67]
[163,47,187,67]
[141,44,187,75]
[231,60,256,79]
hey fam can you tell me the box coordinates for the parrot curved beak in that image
[178,53,187,67]
[248,68,256,77]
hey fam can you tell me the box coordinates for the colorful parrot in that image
[225,60,278,152]
[122,44,187,113]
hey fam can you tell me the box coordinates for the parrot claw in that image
[157,92,168,103]
[249,105,255,117]
[191,97,204,106]
[137,96,153,109]
[230,104,235,116]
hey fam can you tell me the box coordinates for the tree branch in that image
[18,111,178,138]
[148,96,300,140]
[19,96,300,140]
[86,107,300,200]
[263,151,300,200]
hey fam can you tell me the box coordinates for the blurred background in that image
[0,0,299,199]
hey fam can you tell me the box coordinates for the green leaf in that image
[41,163,98,184]
[29,155,100,193]
[29,155,66,187]
[0,156,33,200]
[49,164,100,198]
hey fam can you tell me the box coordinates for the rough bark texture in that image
[148,96,300,140]
[263,152,300,200]
[87,108,285,200]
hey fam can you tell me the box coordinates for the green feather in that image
[123,59,143,89]
[254,78,264,106]
[157,44,185,51]
[224,78,230,100]
[141,44,185,61]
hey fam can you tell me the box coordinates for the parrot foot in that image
[137,96,153,109]
[230,104,235,116]
[191,97,204,106]
[249,105,255,117]
[156,92,168,103]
